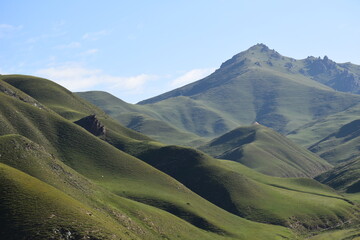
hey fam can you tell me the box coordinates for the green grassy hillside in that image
[316,157,360,194]
[309,119,360,164]
[308,228,360,240]
[2,74,106,121]
[0,76,297,239]
[2,73,360,239]
[287,103,360,147]
[130,144,358,234]
[77,91,207,145]
[199,124,332,177]
[98,122,358,233]
[2,134,284,240]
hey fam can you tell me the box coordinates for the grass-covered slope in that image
[2,134,270,240]
[1,74,106,121]
[199,124,332,177]
[0,77,296,239]
[287,103,360,147]
[316,157,360,194]
[100,124,358,233]
[309,119,360,164]
[77,91,206,145]
[2,73,360,239]
[129,144,358,233]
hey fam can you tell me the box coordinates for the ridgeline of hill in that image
[198,124,332,178]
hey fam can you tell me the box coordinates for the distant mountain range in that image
[79,43,360,148]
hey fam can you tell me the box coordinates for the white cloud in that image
[56,42,81,49]
[82,30,109,41]
[35,64,157,93]
[171,68,216,87]
[81,48,99,55]
[0,24,22,38]
[0,24,15,29]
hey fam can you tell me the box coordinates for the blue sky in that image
[1,0,360,103]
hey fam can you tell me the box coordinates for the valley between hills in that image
[1,44,360,239]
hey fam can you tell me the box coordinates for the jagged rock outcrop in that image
[74,114,106,136]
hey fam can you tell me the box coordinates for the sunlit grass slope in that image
[199,124,332,177]
[0,77,295,239]
[2,134,272,240]
[16,73,354,235]
[2,74,106,121]
[130,144,358,233]
[77,90,206,145]
[287,103,360,147]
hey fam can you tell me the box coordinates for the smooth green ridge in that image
[199,124,332,177]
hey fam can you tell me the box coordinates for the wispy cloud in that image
[35,64,157,93]
[171,68,216,87]
[0,24,23,38]
[26,21,66,44]
[56,41,81,49]
[82,30,109,41]
[80,48,99,56]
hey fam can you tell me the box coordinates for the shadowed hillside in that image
[316,157,360,194]
[309,119,360,164]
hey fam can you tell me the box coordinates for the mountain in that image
[79,44,360,146]
[198,124,332,178]
[1,74,359,238]
[308,119,360,164]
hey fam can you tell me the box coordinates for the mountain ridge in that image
[80,44,360,146]
[198,124,332,178]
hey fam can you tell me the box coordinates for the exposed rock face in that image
[303,56,360,93]
[74,114,106,137]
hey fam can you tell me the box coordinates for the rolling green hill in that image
[2,74,106,121]
[0,75,298,239]
[77,90,206,145]
[2,62,360,240]
[2,74,360,238]
[198,124,332,177]
[309,119,360,164]
[130,144,358,234]
[79,44,360,147]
